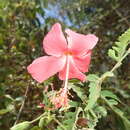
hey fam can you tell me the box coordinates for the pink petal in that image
[73,51,91,72]
[65,29,98,55]
[27,56,66,83]
[43,23,67,57]
[59,56,86,81]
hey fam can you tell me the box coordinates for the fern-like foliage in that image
[108,28,130,61]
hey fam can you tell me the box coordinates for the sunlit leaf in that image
[11,122,30,130]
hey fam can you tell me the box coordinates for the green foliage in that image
[38,117,45,128]
[68,83,87,102]
[85,74,100,110]
[113,107,130,130]
[101,90,119,101]
[102,96,130,130]
[0,0,130,129]
[108,28,130,61]
[11,122,30,130]
[56,108,82,130]
[56,112,77,130]
[0,109,9,115]
[30,126,42,130]
[38,114,53,129]
[94,106,107,117]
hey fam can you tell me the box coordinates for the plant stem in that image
[14,85,29,125]
[99,49,130,111]
[99,49,130,82]
[63,55,70,93]
[30,112,46,124]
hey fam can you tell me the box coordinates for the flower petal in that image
[43,23,67,57]
[73,51,92,72]
[27,56,66,83]
[65,29,98,55]
[59,56,86,81]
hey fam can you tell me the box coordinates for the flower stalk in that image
[63,55,70,94]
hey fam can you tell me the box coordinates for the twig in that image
[14,85,30,125]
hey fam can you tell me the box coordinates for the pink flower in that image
[27,23,98,83]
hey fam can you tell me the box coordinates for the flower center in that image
[64,51,73,55]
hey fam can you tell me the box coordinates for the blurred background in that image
[0,0,130,129]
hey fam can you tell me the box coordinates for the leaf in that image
[85,75,100,110]
[11,121,30,130]
[95,106,107,117]
[0,109,9,115]
[87,74,99,82]
[39,117,45,128]
[107,99,118,105]
[56,112,76,130]
[69,83,87,101]
[108,28,130,61]
[69,101,78,107]
[112,107,130,130]
[101,90,120,106]
[56,108,82,130]
[108,49,118,61]
[30,126,42,130]
[86,81,100,110]
[103,97,130,130]
[101,90,119,101]
[5,94,15,101]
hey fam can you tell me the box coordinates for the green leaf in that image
[108,28,130,61]
[0,109,9,115]
[69,101,78,107]
[86,81,101,110]
[86,74,101,110]
[69,83,87,101]
[103,97,130,130]
[108,49,118,61]
[95,106,107,117]
[38,117,45,128]
[30,126,42,130]
[11,121,30,130]
[101,90,119,106]
[107,99,118,105]
[56,108,82,130]
[87,74,99,82]
[112,107,130,130]
[56,112,76,130]
[101,90,119,101]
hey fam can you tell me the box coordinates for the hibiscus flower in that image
[27,23,98,83]
[27,23,98,108]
